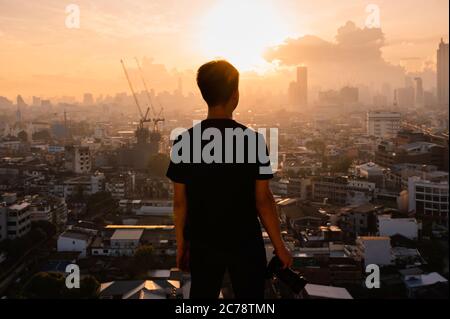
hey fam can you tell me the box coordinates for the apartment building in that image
[367,111,401,138]
[408,176,448,230]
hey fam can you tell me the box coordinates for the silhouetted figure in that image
[167,60,292,299]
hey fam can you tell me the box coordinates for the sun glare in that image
[199,0,289,72]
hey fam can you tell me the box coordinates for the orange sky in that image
[0,0,448,99]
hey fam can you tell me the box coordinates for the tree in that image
[18,130,28,142]
[148,153,170,177]
[133,245,154,272]
[24,272,100,299]
[32,220,56,238]
[331,156,353,174]
[306,139,326,157]
[32,130,52,142]
[23,272,65,299]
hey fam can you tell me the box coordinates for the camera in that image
[267,255,308,295]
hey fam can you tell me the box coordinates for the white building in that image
[57,230,92,258]
[3,202,32,240]
[64,145,91,174]
[356,236,392,268]
[408,176,448,228]
[109,229,144,256]
[119,199,173,216]
[367,111,401,138]
[63,173,105,199]
[403,272,448,298]
[302,284,353,299]
[29,196,68,229]
[378,215,419,240]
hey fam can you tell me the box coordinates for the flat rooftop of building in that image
[60,230,90,241]
[403,272,448,289]
[111,229,144,241]
[9,202,30,210]
[105,225,174,230]
[304,284,353,299]
[358,236,390,241]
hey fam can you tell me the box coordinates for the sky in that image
[0,0,448,99]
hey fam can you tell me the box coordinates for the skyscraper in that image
[296,66,308,108]
[437,38,449,107]
[83,93,94,105]
[414,77,424,107]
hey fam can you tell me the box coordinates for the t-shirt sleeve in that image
[166,135,189,184]
[255,132,274,180]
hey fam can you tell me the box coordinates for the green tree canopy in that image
[148,153,170,177]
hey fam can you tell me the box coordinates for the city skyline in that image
[0,0,449,98]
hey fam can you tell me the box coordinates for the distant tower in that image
[437,38,449,107]
[16,95,27,122]
[177,77,183,97]
[414,77,424,107]
[296,66,308,108]
[393,90,398,108]
[83,93,94,105]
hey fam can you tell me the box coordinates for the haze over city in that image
[0,0,448,100]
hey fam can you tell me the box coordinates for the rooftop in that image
[304,284,353,299]
[60,230,91,241]
[8,202,30,211]
[403,272,448,289]
[110,229,144,241]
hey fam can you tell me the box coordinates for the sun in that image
[198,0,289,72]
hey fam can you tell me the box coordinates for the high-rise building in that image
[83,93,94,105]
[32,96,41,107]
[340,86,359,104]
[367,111,401,138]
[437,39,449,107]
[414,77,424,107]
[397,86,415,109]
[296,66,308,108]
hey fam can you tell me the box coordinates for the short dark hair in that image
[196,60,239,107]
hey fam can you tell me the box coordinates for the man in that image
[166,60,292,299]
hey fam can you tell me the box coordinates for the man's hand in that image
[173,182,189,271]
[275,245,293,269]
[255,180,293,269]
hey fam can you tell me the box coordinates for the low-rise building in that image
[355,236,392,268]
[378,215,419,240]
[2,202,32,239]
[408,175,448,231]
[301,284,353,299]
[403,272,448,298]
[57,230,93,258]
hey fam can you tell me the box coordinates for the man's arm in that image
[255,179,293,268]
[173,182,189,270]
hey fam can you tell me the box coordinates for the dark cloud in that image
[264,21,405,87]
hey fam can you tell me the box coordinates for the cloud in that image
[264,21,406,87]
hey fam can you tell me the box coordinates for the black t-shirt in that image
[166,119,273,250]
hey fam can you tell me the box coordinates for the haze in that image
[0,0,448,100]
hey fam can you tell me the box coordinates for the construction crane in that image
[120,59,151,130]
[134,57,165,133]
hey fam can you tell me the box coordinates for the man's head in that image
[197,60,239,109]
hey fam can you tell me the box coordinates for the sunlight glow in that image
[199,0,290,72]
